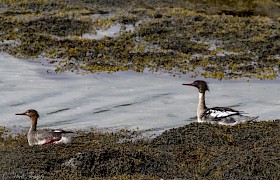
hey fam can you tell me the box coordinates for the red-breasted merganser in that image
[183,80,258,125]
[15,109,75,146]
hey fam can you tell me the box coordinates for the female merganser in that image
[183,80,258,125]
[15,109,75,146]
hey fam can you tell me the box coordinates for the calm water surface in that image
[0,54,279,133]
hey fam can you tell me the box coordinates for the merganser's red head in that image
[183,80,209,93]
[15,109,40,118]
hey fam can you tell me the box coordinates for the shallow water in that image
[82,23,134,40]
[0,54,279,132]
[83,13,135,40]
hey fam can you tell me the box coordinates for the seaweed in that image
[1,121,280,179]
[0,0,279,79]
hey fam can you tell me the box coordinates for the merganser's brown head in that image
[183,80,209,93]
[15,109,39,118]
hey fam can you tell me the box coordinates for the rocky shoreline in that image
[0,0,279,80]
[1,120,280,179]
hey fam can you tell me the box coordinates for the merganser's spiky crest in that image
[15,109,76,146]
[183,80,258,125]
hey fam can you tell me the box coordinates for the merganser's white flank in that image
[15,109,75,146]
[183,80,258,125]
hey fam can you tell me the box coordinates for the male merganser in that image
[183,80,258,125]
[15,109,75,146]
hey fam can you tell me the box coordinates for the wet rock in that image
[62,147,182,178]
[154,13,163,18]
[192,15,204,21]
